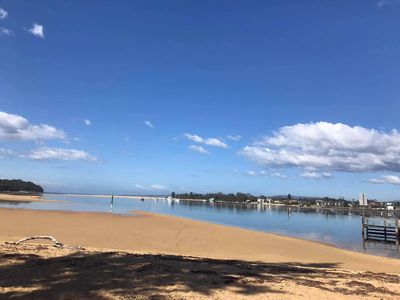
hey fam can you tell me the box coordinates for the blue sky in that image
[1,0,400,199]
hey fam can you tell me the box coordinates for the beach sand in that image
[0,193,61,203]
[0,193,43,202]
[0,208,399,299]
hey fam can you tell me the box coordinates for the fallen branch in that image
[6,235,64,248]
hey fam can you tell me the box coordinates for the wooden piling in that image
[362,217,399,244]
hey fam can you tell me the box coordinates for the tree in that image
[0,179,43,193]
[171,192,176,198]
[288,193,292,200]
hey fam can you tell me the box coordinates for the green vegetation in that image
[0,179,43,193]
[173,192,259,202]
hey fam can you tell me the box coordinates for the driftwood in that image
[6,235,64,248]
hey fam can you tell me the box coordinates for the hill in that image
[0,179,43,193]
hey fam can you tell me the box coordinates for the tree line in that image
[172,192,262,202]
[0,179,44,193]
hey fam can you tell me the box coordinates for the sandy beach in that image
[0,193,62,203]
[0,194,43,202]
[1,208,400,299]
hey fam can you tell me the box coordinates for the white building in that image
[359,193,368,206]
[386,203,394,210]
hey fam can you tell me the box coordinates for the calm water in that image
[1,194,399,259]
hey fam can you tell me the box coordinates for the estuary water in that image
[1,193,398,259]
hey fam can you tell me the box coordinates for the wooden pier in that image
[362,217,400,248]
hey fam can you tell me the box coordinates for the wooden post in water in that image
[361,217,366,252]
[362,217,365,241]
[110,193,114,213]
[396,219,400,250]
[384,219,387,242]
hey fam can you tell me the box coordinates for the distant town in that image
[171,192,400,213]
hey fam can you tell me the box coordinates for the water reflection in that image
[0,200,31,206]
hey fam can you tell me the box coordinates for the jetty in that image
[362,217,400,249]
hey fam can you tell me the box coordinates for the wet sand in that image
[0,193,61,203]
[0,194,43,202]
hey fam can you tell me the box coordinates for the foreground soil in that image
[0,243,399,299]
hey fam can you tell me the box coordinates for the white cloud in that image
[0,8,7,19]
[369,175,400,185]
[144,120,154,128]
[0,147,14,158]
[301,171,332,179]
[135,184,168,191]
[227,135,242,141]
[0,27,13,36]
[376,0,388,7]
[0,111,66,141]
[241,122,400,173]
[150,184,168,190]
[375,0,400,7]
[184,133,202,143]
[184,133,228,148]
[25,147,96,161]
[246,170,256,176]
[84,119,91,126]
[189,145,210,155]
[271,172,287,178]
[29,23,44,39]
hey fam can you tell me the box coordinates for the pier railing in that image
[362,217,400,247]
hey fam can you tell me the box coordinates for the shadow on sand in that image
[0,245,399,299]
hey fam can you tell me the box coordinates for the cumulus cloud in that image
[150,184,168,190]
[376,0,400,7]
[135,184,168,191]
[0,27,13,36]
[227,135,242,141]
[184,133,228,148]
[29,23,44,39]
[0,8,7,19]
[144,120,154,128]
[84,119,91,126]
[301,171,332,179]
[0,111,66,141]
[0,147,14,158]
[241,122,400,173]
[376,0,388,7]
[25,147,96,161]
[189,145,210,155]
[271,172,287,178]
[246,170,256,176]
[369,175,400,185]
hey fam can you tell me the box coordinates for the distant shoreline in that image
[29,193,400,218]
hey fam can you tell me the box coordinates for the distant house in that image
[386,203,394,210]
